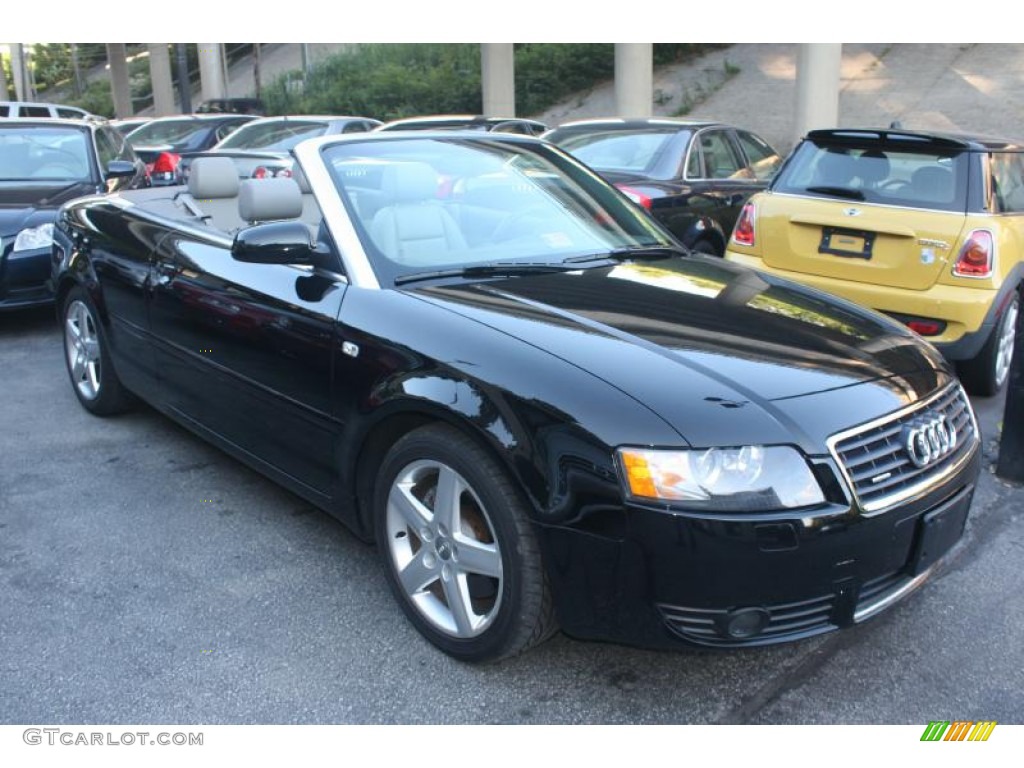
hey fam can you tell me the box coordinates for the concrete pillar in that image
[0,51,9,100]
[106,43,133,118]
[147,44,176,116]
[614,43,653,117]
[794,43,842,144]
[197,43,227,103]
[481,44,515,117]
[10,44,28,101]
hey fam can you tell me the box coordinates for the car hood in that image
[408,256,951,450]
[0,182,90,235]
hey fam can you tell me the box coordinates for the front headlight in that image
[13,223,55,252]
[617,445,825,511]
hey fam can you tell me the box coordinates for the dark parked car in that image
[179,115,383,181]
[124,114,255,185]
[53,132,979,661]
[196,97,267,116]
[544,118,782,255]
[0,119,145,310]
[376,114,547,136]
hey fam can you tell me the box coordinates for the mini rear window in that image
[772,140,969,212]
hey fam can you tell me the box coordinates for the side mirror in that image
[231,221,318,265]
[106,160,137,180]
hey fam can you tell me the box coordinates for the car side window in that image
[216,122,243,142]
[684,141,703,178]
[698,130,747,180]
[57,107,84,119]
[0,105,9,117]
[989,152,1024,213]
[736,130,781,181]
[22,106,51,117]
[342,121,368,134]
[95,128,118,169]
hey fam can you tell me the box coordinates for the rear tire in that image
[373,424,557,662]
[958,292,1019,397]
[62,286,132,415]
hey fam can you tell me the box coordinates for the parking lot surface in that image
[2,307,1022,724]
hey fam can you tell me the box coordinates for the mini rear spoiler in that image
[806,129,971,151]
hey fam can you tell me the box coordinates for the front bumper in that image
[539,441,980,651]
[725,249,999,359]
[0,244,54,310]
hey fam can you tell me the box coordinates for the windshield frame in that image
[314,133,679,288]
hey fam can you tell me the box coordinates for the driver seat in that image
[370,162,467,265]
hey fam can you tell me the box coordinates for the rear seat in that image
[180,156,245,233]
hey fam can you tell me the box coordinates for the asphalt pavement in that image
[1,307,1021,725]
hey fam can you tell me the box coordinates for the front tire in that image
[373,424,556,662]
[62,287,132,415]
[958,292,1019,396]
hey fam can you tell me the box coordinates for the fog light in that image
[720,608,770,639]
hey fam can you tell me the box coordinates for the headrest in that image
[238,178,303,223]
[188,156,240,199]
[857,150,890,186]
[380,162,439,203]
[291,164,312,193]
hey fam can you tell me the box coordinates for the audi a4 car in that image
[726,127,1023,395]
[52,132,980,661]
[544,118,781,255]
[0,118,145,310]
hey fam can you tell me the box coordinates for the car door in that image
[147,227,347,498]
[687,128,760,237]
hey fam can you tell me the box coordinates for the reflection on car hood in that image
[409,256,951,449]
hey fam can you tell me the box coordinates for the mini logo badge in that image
[842,207,862,217]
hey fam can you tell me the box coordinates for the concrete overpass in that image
[3,43,842,146]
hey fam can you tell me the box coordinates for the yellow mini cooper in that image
[726,128,1022,395]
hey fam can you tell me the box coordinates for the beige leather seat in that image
[239,177,303,225]
[369,162,467,265]
[185,156,243,232]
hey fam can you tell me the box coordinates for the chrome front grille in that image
[829,384,977,514]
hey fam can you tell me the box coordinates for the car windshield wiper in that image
[563,244,689,264]
[394,261,581,286]
[804,185,865,201]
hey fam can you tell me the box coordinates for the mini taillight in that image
[616,184,652,209]
[152,152,180,174]
[732,202,756,247]
[253,166,269,179]
[953,229,994,278]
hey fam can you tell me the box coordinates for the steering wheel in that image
[33,163,82,178]
[491,207,552,243]
[878,179,909,192]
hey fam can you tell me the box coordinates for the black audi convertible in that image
[51,132,981,661]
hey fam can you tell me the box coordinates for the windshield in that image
[772,139,970,212]
[322,137,674,286]
[216,120,328,151]
[126,119,205,146]
[0,125,92,181]
[548,128,689,177]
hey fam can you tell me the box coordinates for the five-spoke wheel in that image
[375,424,556,662]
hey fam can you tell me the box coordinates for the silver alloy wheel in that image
[994,299,1018,389]
[65,299,102,400]
[385,459,504,639]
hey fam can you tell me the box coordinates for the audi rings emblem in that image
[902,415,957,468]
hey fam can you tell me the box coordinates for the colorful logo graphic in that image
[920,721,997,742]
